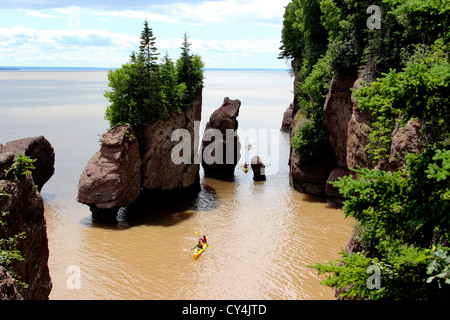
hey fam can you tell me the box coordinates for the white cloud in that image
[25,11,59,19]
[0,26,139,67]
[88,8,177,24]
[0,24,284,68]
[2,0,290,23]
[84,0,290,26]
[191,37,281,55]
[0,1,291,68]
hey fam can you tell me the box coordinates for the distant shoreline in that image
[0,66,293,72]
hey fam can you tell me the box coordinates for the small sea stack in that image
[251,155,266,181]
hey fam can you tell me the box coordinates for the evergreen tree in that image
[139,19,159,70]
[177,33,204,106]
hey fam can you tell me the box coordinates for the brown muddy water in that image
[0,70,354,300]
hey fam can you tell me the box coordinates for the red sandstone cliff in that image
[0,136,54,300]
[288,75,424,206]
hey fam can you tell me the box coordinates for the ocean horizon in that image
[0,66,293,72]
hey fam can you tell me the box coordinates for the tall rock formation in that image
[0,152,52,300]
[289,118,336,197]
[322,75,358,206]
[251,155,266,181]
[1,136,55,192]
[77,91,202,219]
[201,97,241,179]
[323,75,358,168]
[280,103,294,132]
[77,125,142,219]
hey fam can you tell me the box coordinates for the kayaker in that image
[243,162,248,169]
[196,240,203,249]
[202,235,207,243]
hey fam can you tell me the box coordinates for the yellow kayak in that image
[241,165,250,173]
[193,236,208,259]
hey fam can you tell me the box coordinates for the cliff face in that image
[0,140,54,300]
[288,75,424,206]
[139,90,202,190]
[0,266,23,300]
[77,125,142,219]
[78,90,202,219]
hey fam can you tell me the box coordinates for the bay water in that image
[0,70,354,300]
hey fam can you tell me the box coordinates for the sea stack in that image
[201,97,241,179]
[280,103,294,133]
[251,155,266,181]
[77,91,202,220]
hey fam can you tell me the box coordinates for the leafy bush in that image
[353,40,449,164]
[313,147,450,299]
[309,146,450,299]
[0,210,27,291]
[4,154,36,178]
[292,120,333,163]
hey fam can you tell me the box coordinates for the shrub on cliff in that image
[354,40,449,165]
[105,20,204,128]
[309,146,450,300]
[291,53,334,163]
[1,156,34,292]
[0,211,27,292]
[4,154,36,178]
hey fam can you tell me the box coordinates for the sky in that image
[0,0,292,69]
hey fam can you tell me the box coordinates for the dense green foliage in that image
[280,0,333,163]
[281,0,449,164]
[281,0,450,299]
[310,146,450,299]
[105,20,204,128]
[354,40,449,164]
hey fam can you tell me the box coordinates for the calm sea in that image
[0,70,353,300]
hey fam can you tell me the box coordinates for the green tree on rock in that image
[104,21,204,129]
[139,19,160,71]
[177,33,204,106]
